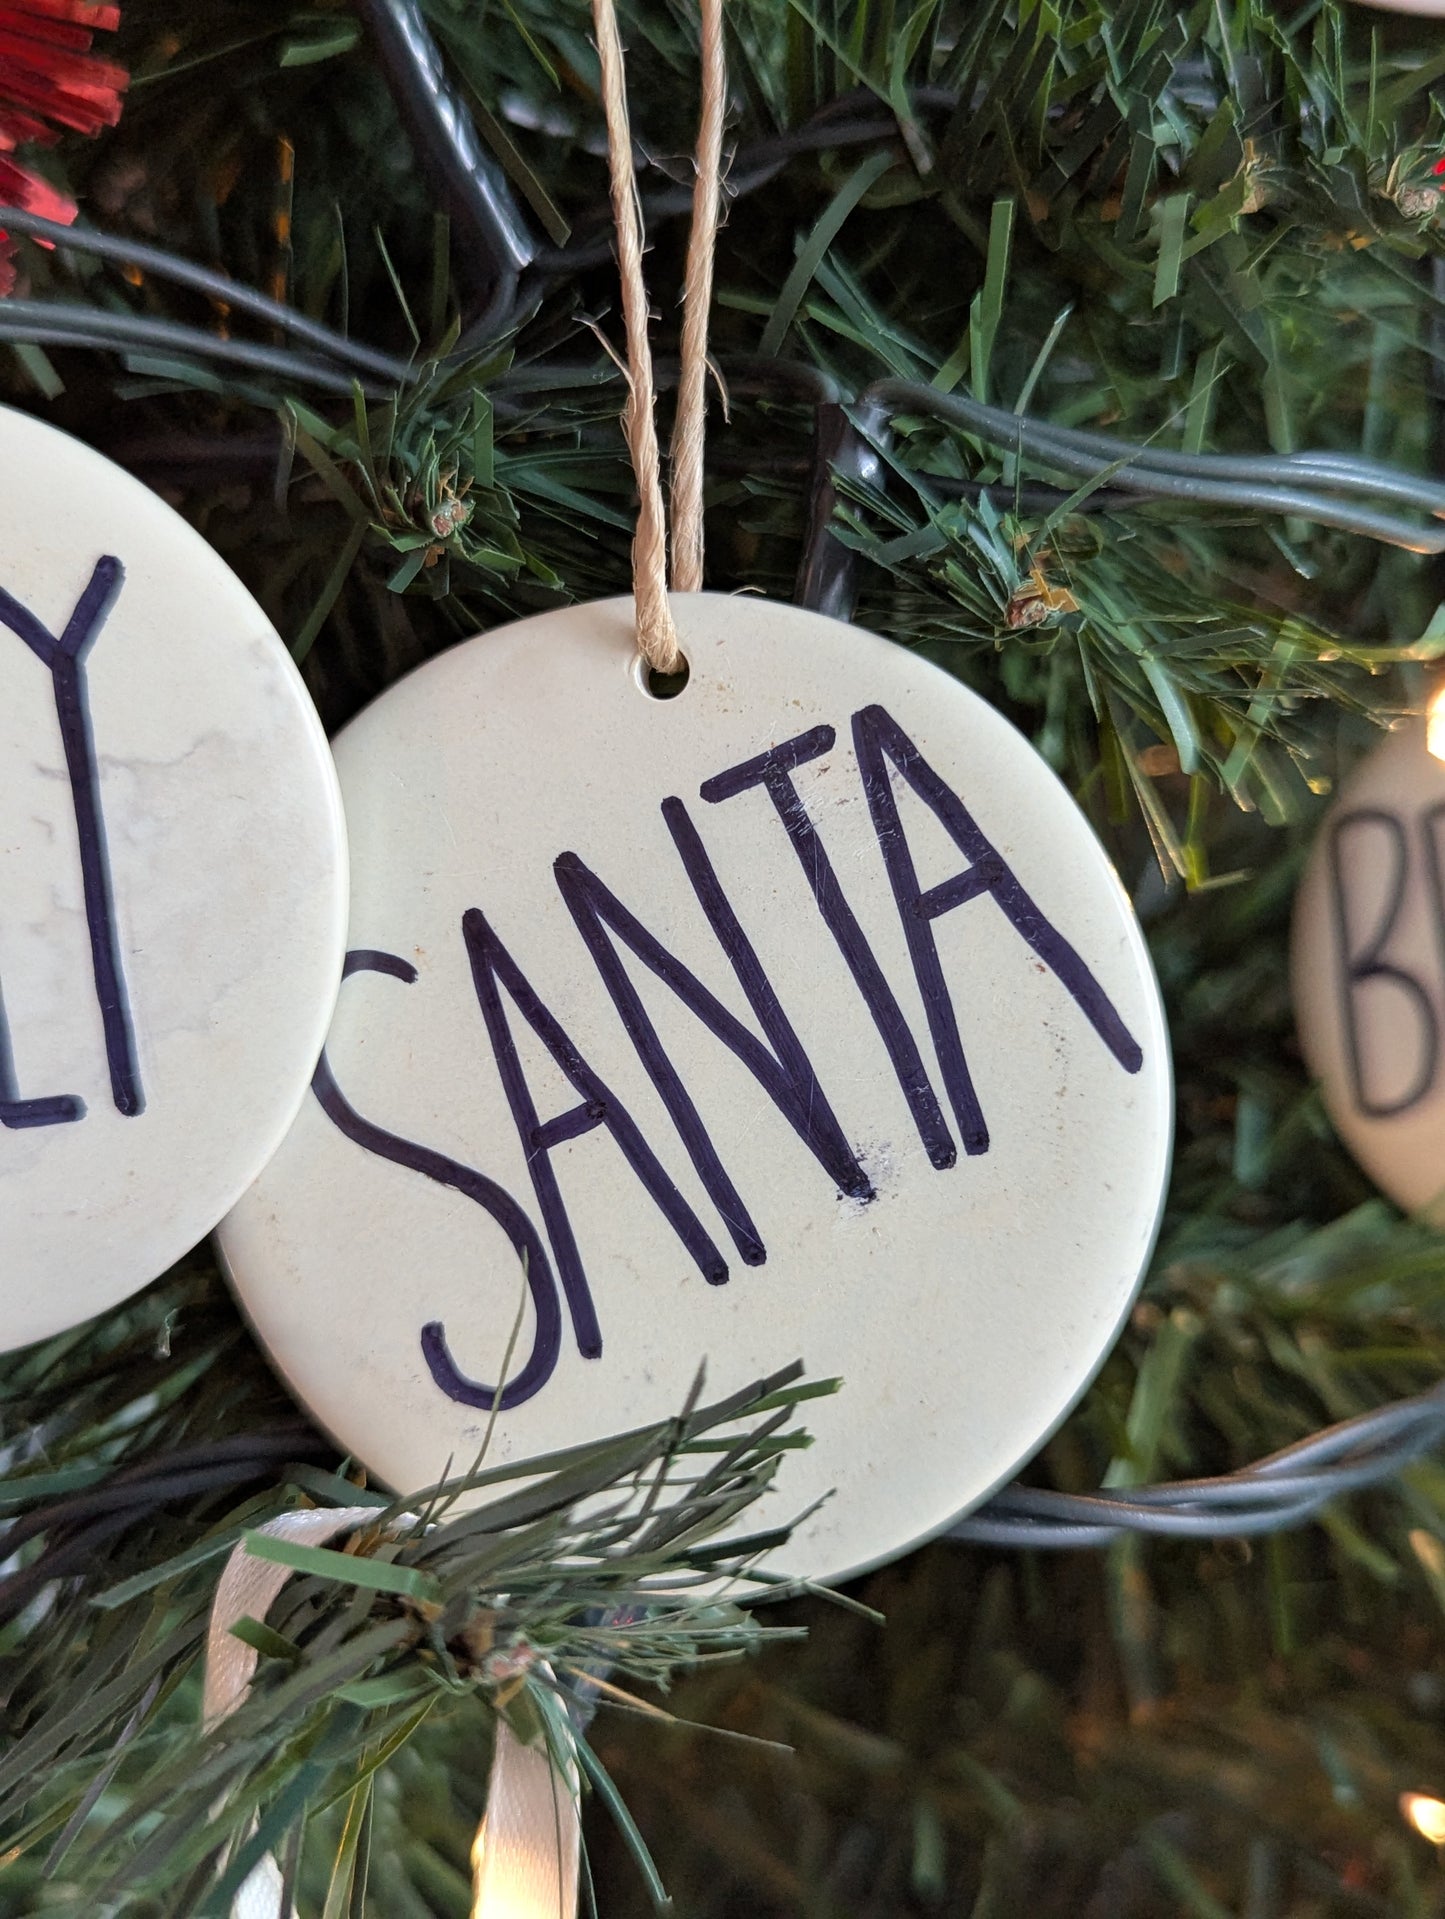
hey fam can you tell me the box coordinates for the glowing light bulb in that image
[1401,1792,1445,1843]
[1426,684,1445,763]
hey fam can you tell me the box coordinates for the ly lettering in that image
[0,558,142,1127]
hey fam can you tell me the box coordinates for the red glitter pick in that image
[0,2,127,292]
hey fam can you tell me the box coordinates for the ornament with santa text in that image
[1293,713,1445,1218]
[219,595,1171,1581]
[0,406,347,1349]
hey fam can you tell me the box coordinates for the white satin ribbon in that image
[470,1717,581,1919]
[203,1508,580,1919]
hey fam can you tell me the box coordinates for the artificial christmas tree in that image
[8,1,1445,1914]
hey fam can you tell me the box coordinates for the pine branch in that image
[0,1358,833,1913]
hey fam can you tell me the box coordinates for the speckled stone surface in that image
[0,406,347,1347]
[221,594,1170,1582]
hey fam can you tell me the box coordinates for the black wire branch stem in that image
[355,0,539,331]
[865,380,1445,513]
[860,380,1445,552]
[796,398,892,617]
[951,1386,1445,1548]
[0,302,394,396]
[0,1426,333,1623]
[1,211,417,385]
[6,1391,1445,1595]
[529,102,950,275]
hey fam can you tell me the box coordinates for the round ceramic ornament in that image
[219,593,1172,1582]
[0,405,347,1349]
[1292,708,1445,1219]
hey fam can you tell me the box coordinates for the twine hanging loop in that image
[591,0,726,675]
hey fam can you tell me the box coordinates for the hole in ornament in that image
[640,654,690,700]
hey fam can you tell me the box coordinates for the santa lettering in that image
[314,706,1144,1408]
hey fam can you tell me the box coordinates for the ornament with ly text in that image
[0,406,347,1348]
[220,593,1172,1584]
[1294,697,1445,1217]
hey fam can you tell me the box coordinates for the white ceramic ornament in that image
[0,406,347,1348]
[1292,712,1445,1218]
[219,593,1171,1582]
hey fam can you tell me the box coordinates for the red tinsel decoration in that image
[0,1,127,293]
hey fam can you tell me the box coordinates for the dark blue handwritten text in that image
[314,704,1143,1408]
[0,558,142,1127]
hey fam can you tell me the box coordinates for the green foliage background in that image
[10,0,1445,1912]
